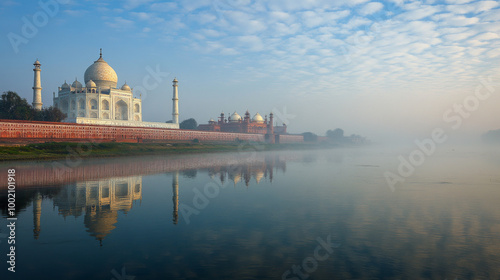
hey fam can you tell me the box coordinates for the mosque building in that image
[198,110,287,134]
[39,49,179,129]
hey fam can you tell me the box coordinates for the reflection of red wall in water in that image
[0,119,303,144]
[0,152,300,189]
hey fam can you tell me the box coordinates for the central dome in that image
[84,50,118,89]
[252,112,264,123]
[229,112,242,122]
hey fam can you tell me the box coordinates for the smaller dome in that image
[34,60,41,65]
[229,112,242,122]
[209,118,215,122]
[72,78,82,89]
[252,112,264,123]
[61,81,70,90]
[86,80,97,88]
[121,82,131,91]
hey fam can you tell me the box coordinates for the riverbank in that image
[0,141,333,162]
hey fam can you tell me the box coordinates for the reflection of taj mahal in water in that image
[33,176,143,244]
[30,155,287,243]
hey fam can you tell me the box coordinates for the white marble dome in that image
[252,112,264,123]
[84,50,118,89]
[229,112,242,122]
[72,78,82,89]
[86,80,97,88]
[61,81,70,90]
[121,82,131,91]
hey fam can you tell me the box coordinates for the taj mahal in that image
[13,49,304,144]
[38,49,179,129]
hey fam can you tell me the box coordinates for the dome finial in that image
[99,48,102,58]
[85,49,118,88]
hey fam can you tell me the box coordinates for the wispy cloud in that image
[68,0,500,112]
[123,0,154,10]
[360,2,384,15]
[105,17,135,30]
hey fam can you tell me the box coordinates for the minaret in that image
[172,171,179,225]
[32,59,42,110]
[244,110,250,123]
[219,111,225,124]
[172,78,179,124]
[268,112,274,134]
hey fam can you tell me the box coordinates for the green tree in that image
[0,91,33,120]
[302,132,318,142]
[0,91,66,122]
[326,128,344,140]
[34,106,67,122]
[483,129,500,143]
[180,118,198,129]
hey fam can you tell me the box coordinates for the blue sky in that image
[1,0,499,139]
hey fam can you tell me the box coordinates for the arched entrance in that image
[115,100,128,120]
[102,100,109,110]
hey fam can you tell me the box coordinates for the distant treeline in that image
[0,91,66,122]
[482,129,500,143]
[302,128,369,145]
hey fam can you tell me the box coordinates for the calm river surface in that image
[1,146,500,279]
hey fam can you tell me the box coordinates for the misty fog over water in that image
[1,145,500,279]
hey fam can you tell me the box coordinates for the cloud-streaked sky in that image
[1,0,499,140]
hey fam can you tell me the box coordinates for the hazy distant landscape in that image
[483,128,500,143]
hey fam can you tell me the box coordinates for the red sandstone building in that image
[198,111,287,135]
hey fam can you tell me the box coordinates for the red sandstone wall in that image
[0,119,267,143]
[277,134,304,143]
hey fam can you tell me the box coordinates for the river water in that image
[1,146,500,279]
